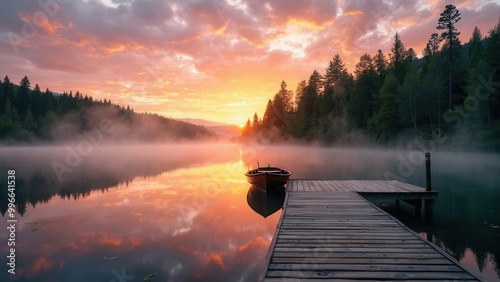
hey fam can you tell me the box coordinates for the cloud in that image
[0,0,499,125]
[130,0,173,25]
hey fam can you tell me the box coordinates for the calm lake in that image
[0,144,499,281]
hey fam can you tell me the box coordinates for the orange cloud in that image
[204,253,226,269]
[238,236,269,253]
[24,256,56,278]
[98,234,123,246]
[288,17,334,30]
[343,10,364,16]
[392,17,422,27]
[105,44,126,53]
[212,21,229,35]
[17,11,66,35]
[2,0,500,125]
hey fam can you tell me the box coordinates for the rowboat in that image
[244,165,291,192]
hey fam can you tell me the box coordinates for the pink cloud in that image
[1,0,499,124]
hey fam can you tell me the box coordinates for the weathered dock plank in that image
[260,181,483,281]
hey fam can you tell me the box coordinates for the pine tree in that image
[389,32,408,83]
[4,99,13,119]
[242,119,251,137]
[485,18,500,120]
[437,5,461,50]
[12,106,20,122]
[468,26,484,70]
[398,69,423,133]
[422,33,442,74]
[429,33,441,54]
[350,55,378,128]
[42,88,57,117]
[354,54,374,79]
[487,18,500,74]
[308,70,323,93]
[4,76,14,103]
[406,48,418,66]
[368,73,401,141]
[24,106,35,131]
[261,99,274,129]
[373,49,387,79]
[319,86,335,118]
[325,54,347,88]
[421,59,447,138]
[295,71,322,136]
[277,81,293,113]
[252,112,260,132]
[437,4,461,110]
[294,80,306,112]
[1,76,14,115]
[15,76,31,118]
[272,93,284,117]
[31,84,42,119]
[20,76,31,89]
[0,78,4,116]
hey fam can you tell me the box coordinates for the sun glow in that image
[2,0,499,128]
[268,22,318,58]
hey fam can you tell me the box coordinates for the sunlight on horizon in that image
[1,0,499,124]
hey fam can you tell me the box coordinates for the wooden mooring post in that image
[401,152,434,220]
[424,152,434,221]
[261,180,480,281]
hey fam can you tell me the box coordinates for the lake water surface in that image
[0,144,499,281]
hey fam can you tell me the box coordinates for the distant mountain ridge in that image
[179,118,235,127]
[179,118,241,138]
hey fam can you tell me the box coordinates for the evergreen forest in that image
[242,6,500,150]
[0,75,215,143]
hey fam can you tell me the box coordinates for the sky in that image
[1,0,499,126]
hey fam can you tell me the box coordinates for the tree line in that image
[0,76,216,142]
[243,5,500,150]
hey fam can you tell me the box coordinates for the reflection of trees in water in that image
[496,254,500,279]
[426,172,500,280]
[0,145,238,216]
[383,159,500,280]
[431,222,500,279]
[0,172,120,216]
[0,165,175,216]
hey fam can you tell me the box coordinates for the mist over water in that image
[1,144,237,182]
[0,143,499,281]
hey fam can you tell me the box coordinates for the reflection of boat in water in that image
[244,165,291,192]
[246,185,286,218]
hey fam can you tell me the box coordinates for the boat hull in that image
[245,167,291,192]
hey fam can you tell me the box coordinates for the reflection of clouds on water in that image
[1,144,499,281]
[0,149,278,281]
[0,144,240,216]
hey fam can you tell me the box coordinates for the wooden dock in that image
[260,180,483,281]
